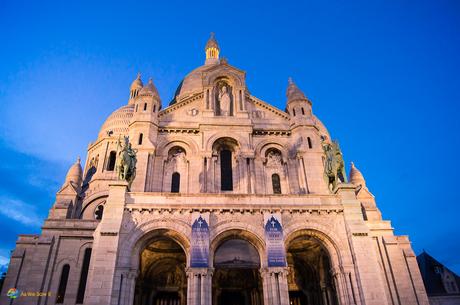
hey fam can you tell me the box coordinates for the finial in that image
[351,162,355,168]
[148,78,153,84]
[77,156,81,164]
[137,72,141,79]
[210,32,215,39]
[288,77,293,85]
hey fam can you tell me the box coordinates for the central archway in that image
[134,236,187,305]
[286,235,338,305]
[212,238,263,305]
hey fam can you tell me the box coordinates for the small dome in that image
[130,73,143,91]
[98,104,134,139]
[205,32,219,51]
[139,78,160,99]
[286,77,307,102]
[65,157,82,185]
[349,162,366,187]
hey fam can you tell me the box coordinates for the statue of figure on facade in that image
[322,140,347,191]
[116,136,137,188]
[218,84,231,116]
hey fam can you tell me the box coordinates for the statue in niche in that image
[266,150,283,168]
[217,83,232,116]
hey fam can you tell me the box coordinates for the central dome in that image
[170,65,208,105]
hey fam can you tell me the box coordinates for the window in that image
[143,103,147,111]
[153,105,156,112]
[107,151,116,171]
[171,172,180,193]
[301,107,305,115]
[307,137,312,149]
[135,104,138,112]
[220,149,233,191]
[138,133,143,145]
[293,108,296,116]
[56,264,70,303]
[272,174,281,194]
[76,248,92,303]
[94,205,104,220]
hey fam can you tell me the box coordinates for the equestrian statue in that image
[116,136,137,188]
[322,140,347,191]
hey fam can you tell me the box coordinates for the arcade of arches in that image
[133,231,338,305]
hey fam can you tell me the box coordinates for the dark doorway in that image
[171,172,180,193]
[220,290,245,305]
[153,291,180,305]
[213,239,263,305]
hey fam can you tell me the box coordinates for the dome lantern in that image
[205,32,220,65]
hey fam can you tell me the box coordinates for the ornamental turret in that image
[286,77,312,120]
[129,73,143,104]
[205,32,220,65]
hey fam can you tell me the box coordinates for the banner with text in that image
[264,212,287,267]
[190,212,210,267]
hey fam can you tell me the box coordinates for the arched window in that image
[76,248,92,304]
[307,137,312,149]
[107,151,116,171]
[143,103,147,111]
[171,172,180,193]
[138,133,143,145]
[272,174,281,194]
[56,264,70,303]
[94,204,104,220]
[293,108,296,116]
[153,104,156,112]
[220,149,233,191]
[301,107,305,115]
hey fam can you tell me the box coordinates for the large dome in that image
[170,65,208,105]
[98,104,134,138]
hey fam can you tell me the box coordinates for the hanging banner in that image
[264,212,287,267]
[190,212,210,267]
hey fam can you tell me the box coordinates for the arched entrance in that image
[286,235,338,305]
[134,236,187,305]
[213,238,263,305]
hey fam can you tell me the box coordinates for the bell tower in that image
[205,32,220,65]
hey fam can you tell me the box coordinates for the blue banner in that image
[190,214,210,267]
[264,213,287,267]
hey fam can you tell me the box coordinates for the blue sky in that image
[0,0,459,274]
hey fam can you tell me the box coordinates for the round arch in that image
[117,219,191,270]
[283,223,347,272]
[210,223,266,268]
[156,137,200,158]
[206,135,244,154]
[256,141,290,161]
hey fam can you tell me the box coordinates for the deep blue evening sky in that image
[0,0,459,274]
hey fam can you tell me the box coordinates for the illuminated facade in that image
[0,34,429,305]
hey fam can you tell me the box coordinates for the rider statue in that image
[116,136,137,188]
[322,139,347,192]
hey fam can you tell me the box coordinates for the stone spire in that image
[129,73,143,103]
[286,77,308,103]
[349,162,366,187]
[205,32,220,65]
[64,156,83,186]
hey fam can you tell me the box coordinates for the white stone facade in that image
[0,34,429,305]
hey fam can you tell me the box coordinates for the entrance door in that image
[153,291,180,305]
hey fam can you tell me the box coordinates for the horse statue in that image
[323,140,347,191]
[116,136,137,188]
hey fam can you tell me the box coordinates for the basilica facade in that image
[0,34,429,305]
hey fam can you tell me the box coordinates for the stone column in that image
[186,268,213,305]
[260,267,290,305]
